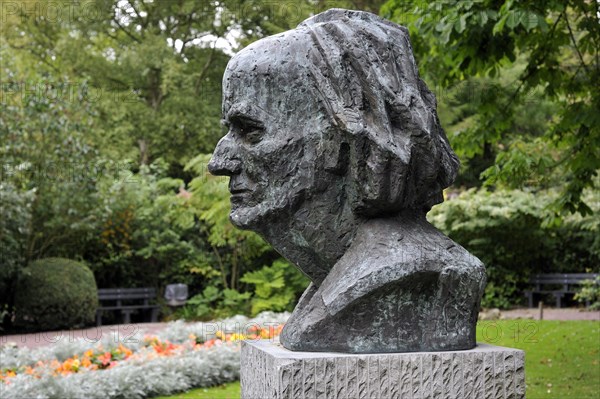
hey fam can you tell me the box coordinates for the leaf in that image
[506,10,520,29]
[478,11,489,26]
[521,12,539,31]
[493,14,508,34]
[454,13,469,34]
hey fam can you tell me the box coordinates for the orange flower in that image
[98,352,112,366]
[152,340,178,356]
[81,357,92,368]
[117,344,133,358]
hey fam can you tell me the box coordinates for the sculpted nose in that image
[208,133,242,176]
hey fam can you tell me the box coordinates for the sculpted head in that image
[208,9,459,234]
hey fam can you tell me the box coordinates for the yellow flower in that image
[228,333,247,342]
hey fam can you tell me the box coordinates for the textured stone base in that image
[241,340,525,399]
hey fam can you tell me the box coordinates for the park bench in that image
[96,288,159,326]
[525,273,599,308]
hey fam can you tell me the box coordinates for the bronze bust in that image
[209,9,486,353]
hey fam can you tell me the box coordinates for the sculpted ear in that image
[347,136,409,216]
[318,128,349,176]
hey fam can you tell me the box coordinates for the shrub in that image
[14,258,98,331]
[574,275,600,310]
[428,188,599,309]
[241,259,310,316]
[181,286,251,320]
[0,183,34,311]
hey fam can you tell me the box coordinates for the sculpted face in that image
[208,32,331,230]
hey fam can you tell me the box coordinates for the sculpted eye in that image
[228,114,265,144]
[243,128,264,145]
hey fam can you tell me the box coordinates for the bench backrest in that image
[530,273,598,285]
[98,288,157,302]
[530,274,599,293]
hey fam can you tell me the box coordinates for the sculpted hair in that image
[299,9,459,214]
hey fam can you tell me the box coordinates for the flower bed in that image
[0,312,288,399]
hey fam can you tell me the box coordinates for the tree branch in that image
[194,44,217,95]
[211,245,229,289]
[112,12,142,43]
[500,12,564,115]
[563,11,591,76]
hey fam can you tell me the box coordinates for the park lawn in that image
[153,381,240,399]
[157,320,599,399]
[477,319,600,398]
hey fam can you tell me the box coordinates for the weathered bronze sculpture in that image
[208,9,486,353]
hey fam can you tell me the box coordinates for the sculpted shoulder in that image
[320,215,485,316]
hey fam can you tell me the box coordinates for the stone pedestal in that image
[241,340,525,399]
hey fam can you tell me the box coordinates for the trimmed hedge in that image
[15,258,98,331]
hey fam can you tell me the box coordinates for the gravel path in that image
[1,308,598,350]
[0,322,167,350]
[501,307,600,321]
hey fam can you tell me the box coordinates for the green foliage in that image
[383,0,600,216]
[14,258,98,331]
[574,275,600,310]
[0,183,34,307]
[88,160,217,290]
[185,154,272,291]
[429,187,599,308]
[1,72,104,328]
[2,0,230,167]
[241,259,310,316]
[182,287,251,320]
[231,0,386,47]
[179,259,309,320]
[1,76,104,262]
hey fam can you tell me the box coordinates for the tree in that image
[2,0,230,170]
[382,0,599,217]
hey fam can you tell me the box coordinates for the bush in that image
[181,287,252,321]
[14,258,98,331]
[574,275,600,310]
[0,182,34,318]
[428,188,599,308]
[241,259,310,316]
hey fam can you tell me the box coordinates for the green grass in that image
[156,321,599,399]
[153,381,240,399]
[477,320,600,398]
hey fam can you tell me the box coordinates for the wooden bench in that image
[96,288,159,326]
[525,273,599,308]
